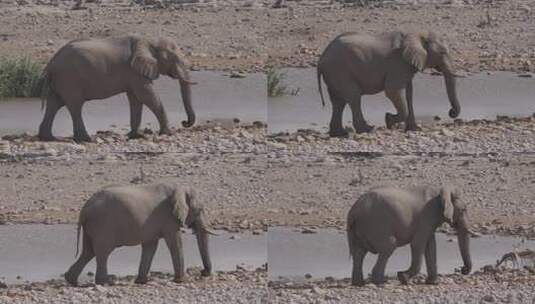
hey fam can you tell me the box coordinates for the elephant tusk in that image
[180,79,198,85]
[203,228,220,236]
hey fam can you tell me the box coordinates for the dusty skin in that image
[0,0,535,72]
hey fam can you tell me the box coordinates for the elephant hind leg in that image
[351,247,367,286]
[65,100,91,142]
[327,89,348,137]
[65,231,95,286]
[93,239,114,285]
[38,93,63,141]
[348,96,374,134]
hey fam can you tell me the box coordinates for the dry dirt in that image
[1,0,535,72]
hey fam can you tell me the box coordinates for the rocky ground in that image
[0,0,535,73]
[0,267,269,304]
[270,267,535,304]
[1,117,534,238]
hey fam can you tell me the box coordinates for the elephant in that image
[317,31,462,136]
[37,35,196,142]
[64,183,214,286]
[346,185,472,286]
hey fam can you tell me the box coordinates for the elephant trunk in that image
[178,79,195,128]
[194,223,212,277]
[442,60,461,119]
[456,225,472,275]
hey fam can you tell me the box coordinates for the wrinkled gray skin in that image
[346,185,472,286]
[65,183,213,286]
[317,31,461,136]
[38,35,196,142]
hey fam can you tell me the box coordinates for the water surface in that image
[0,224,266,284]
[268,69,535,134]
[0,71,266,137]
[268,227,534,281]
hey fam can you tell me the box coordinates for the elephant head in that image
[176,188,214,276]
[401,32,461,119]
[440,186,472,275]
[131,37,196,128]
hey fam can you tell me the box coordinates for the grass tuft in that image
[0,56,44,99]
[267,68,290,98]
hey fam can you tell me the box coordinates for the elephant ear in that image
[171,188,188,226]
[439,186,455,224]
[402,33,428,72]
[131,39,159,80]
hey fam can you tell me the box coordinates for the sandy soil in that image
[0,0,535,72]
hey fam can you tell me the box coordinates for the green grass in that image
[0,56,44,99]
[267,68,290,98]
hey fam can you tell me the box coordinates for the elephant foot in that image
[64,271,78,286]
[371,277,387,285]
[159,128,172,136]
[38,134,58,142]
[355,124,374,134]
[385,113,398,129]
[329,128,349,138]
[405,123,422,132]
[351,278,365,287]
[134,276,149,284]
[127,131,146,140]
[425,277,438,285]
[200,269,211,277]
[95,275,115,286]
[73,134,92,143]
[397,271,410,285]
[173,275,185,283]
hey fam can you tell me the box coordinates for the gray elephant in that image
[65,183,213,286]
[38,35,196,142]
[317,31,461,136]
[346,185,471,286]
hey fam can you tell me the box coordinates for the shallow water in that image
[0,71,266,137]
[268,69,535,134]
[268,227,534,282]
[0,224,266,284]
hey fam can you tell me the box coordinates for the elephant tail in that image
[317,66,326,107]
[74,210,86,258]
[74,218,82,258]
[346,215,356,258]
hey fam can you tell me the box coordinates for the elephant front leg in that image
[424,234,438,284]
[135,240,158,284]
[351,248,367,286]
[132,84,172,136]
[164,231,185,283]
[397,242,424,285]
[126,91,146,140]
[384,88,408,130]
[404,81,421,132]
